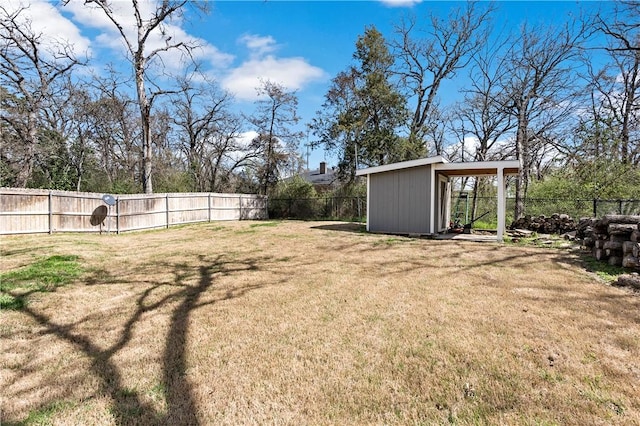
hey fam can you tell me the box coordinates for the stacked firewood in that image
[510,213,576,234]
[613,273,640,290]
[580,215,640,270]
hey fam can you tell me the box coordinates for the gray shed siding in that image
[369,165,431,234]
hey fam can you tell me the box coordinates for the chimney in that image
[319,161,326,174]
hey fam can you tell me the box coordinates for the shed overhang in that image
[434,160,520,177]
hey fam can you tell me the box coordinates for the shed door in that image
[438,176,451,232]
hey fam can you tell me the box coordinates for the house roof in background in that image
[297,165,337,186]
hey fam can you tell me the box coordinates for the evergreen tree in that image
[310,26,412,181]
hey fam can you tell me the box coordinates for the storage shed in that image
[355,156,520,242]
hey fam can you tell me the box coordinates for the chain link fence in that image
[592,199,640,217]
[268,197,366,222]
[269,195,640,225]
[452,196,640,228]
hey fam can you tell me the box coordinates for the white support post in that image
[48,191,53,234]
[497,167,506,242]
[429,166,436,234]
[115,196,120,234]
[166,194,170,229]
[365,175,370,231]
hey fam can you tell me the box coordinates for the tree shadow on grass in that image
[14,253,275,425]
[311,222,366,234]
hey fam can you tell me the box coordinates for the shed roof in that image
[355,156,520,177]
[355,155,447,176]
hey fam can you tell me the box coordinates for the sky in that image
[8,0,612,169]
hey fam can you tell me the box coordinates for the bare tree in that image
[422,103,449,157]
[499,22,587,219]
[70,0,205,193]
[456,39,513,162]
[171,76,238,191]
[597,1,640,52]
[451,38,514,218]
[84,69,141,191]
[592,1,640,165]
[205,114,258,192]
[47,78,92,191]
[171,76,257,192]
[249,80,303,195]
[392,1,494,148]
[0,5,83,187]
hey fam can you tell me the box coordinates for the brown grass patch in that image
[1,220,639,425]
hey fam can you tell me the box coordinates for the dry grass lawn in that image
[1,220,639,425]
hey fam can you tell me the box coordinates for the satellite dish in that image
[90,205,108,226]
[102,194,116,206]
[99,194,116,234]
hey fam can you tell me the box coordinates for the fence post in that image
[593,199,597,218]
[618,199,623,215]
[239,195,243,220]
[166,194,170,229]
[48,190,53,234]
[116,196,120,234]
[208,193,212,222]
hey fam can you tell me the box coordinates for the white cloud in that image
[62,0,233,72]
[220,131,258,163]
[239,34,278,57]
[22,2,324,100]
[197,44,235,69]
[236,131,259,148]
[378,0,422,7]
[463,135,480,148]
[222,33,326,101]
[3,0,91,58]
[222,56,326,101]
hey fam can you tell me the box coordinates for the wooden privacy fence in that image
[0,188,268,235]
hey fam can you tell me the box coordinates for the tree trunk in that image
[75,148,84,192]
[141,110,153,194]
[136,64,153,194]
[514,177,525,220]
[514,106,528,220]
[15,109,38,187]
